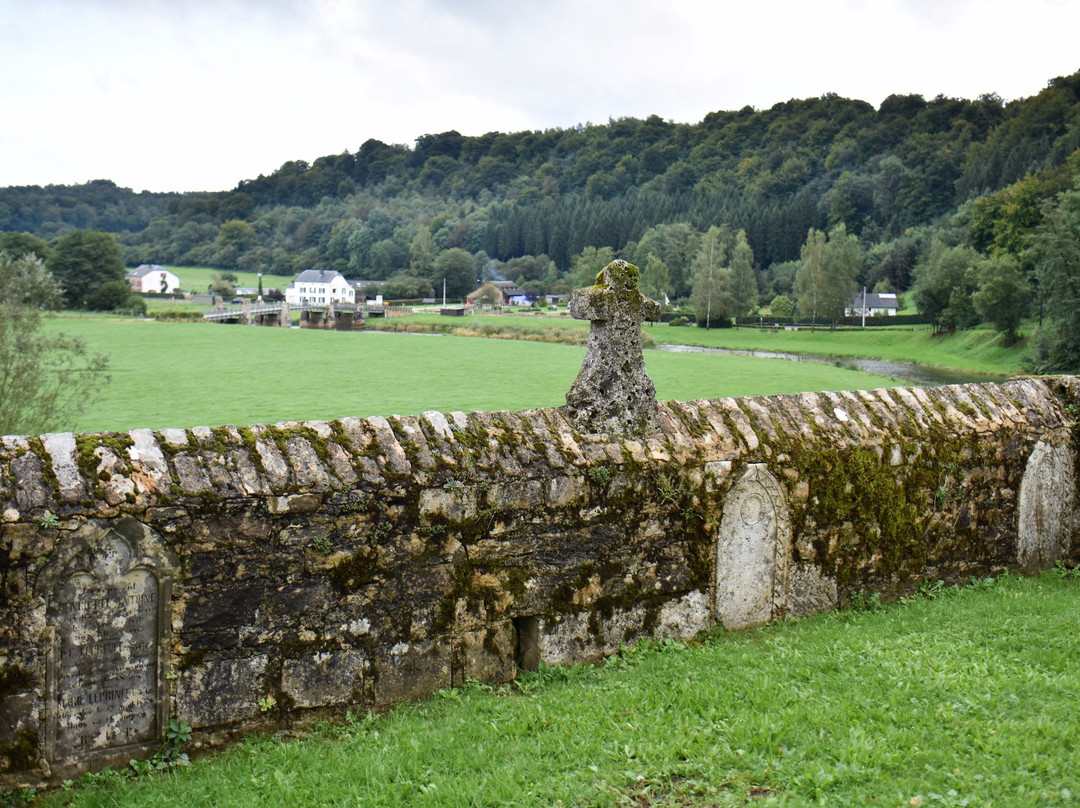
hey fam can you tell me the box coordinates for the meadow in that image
[162,267,294,295]
[31,570,1080,807]
[21,314,1069,807]
[373,312,1024,377]
[42,316,901,434]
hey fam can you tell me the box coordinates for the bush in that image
[696,315,733,329]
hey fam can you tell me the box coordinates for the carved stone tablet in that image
[38,521,177,767]
[714,464,790,630]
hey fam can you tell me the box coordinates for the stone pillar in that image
[279,300,291,327]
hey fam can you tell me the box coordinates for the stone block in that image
[42,433,85,502]
[419,487,477,522]
[787,564,839,618]
[175,655,269,728]
[282,650,367,708]
[373,639,451,705]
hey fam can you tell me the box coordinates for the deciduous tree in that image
[432,248,475,300]
[381,272,433,300]
[690,226,732,328]
[639,253,670,305]
[770,294,794,319]
[794,228,827,326]
[0,252,109,435]
[0,231,50,261]
[47,229,127,309]
[1029,186,1080,371]
[570,246,615,290]
[795,225,860,328]
[409,226,437,278]
[973,255,1031,345]
[911,239,983,332]
[820,223,861,326]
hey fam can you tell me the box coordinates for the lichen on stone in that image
[561,260,662,436]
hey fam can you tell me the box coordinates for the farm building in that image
[126,265,179,294]
[467,280,533,306]
[285,269,356,306]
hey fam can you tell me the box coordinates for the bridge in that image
[203,299,385,328]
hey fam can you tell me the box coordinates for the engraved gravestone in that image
[1017,440,1075,573]
[714,464,790,630]
[38,521,176,767]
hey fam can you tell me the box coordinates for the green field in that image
[42,316,900,434]
[35,572,1080,807]
[371,312,1026,377]
[640,322,1026,377]
[161,266,294,295]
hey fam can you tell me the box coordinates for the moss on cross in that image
[561,260,662,435]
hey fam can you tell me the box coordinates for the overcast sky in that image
[2,0,1077,194]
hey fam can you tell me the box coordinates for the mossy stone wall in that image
[0,377,1077,785]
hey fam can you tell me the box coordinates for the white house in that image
[126,264,180,294]
[846,291,899,317]
[285,269,355,306]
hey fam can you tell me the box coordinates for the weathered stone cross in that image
[561,260,662,435]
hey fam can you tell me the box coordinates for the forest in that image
[2,70,1080,370]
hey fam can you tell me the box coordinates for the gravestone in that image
[37,520,177,769]
[561,260,662,435]
[1017,440,1075,572]
[714,464,790,630]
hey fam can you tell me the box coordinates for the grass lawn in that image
[34,571,1080,807]
[371,312,1027,377]
[640,323,1027,377]
[161,266,294,296]
[43,317,899,434]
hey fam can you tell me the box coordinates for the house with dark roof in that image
[466,280,532,306]
[126,264,179,294]
[846,291,899,317]
[285,269,355,306]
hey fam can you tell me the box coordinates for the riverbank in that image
[366,312,1029,379]
[657,344,1006,386]
[642,322,1027,378]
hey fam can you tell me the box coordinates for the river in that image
[656,345,1006,387]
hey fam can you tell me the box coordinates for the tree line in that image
[2,71,1080,381]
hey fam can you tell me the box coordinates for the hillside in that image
[1,73,1076,277]
[2,73,1079,355]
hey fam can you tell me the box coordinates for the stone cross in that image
[561,260,662,435]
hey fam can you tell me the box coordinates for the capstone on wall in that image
[0,377,1077,785]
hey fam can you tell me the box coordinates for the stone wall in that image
[1,377,1078,785]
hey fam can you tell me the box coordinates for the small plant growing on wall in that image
[587,466,611,486]
[130,718,192,774]
[654,472,679,505]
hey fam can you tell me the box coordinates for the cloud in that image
[0,0,1077,192]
